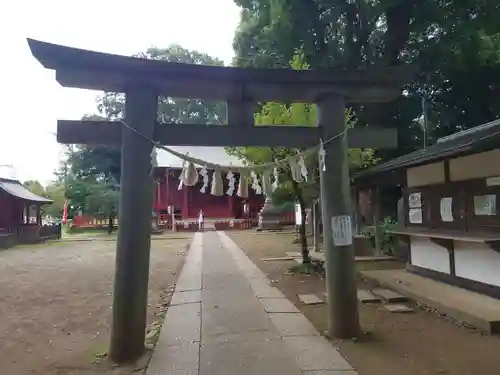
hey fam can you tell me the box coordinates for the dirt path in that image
[227,230,500,375]
[0,234,192,375]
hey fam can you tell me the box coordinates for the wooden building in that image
[0,177,57,247]
[154,146,265,220]
[355,119,500,298]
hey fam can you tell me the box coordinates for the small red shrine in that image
[154,147,264,219]
[0,177,56,247]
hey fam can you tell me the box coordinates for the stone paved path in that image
[147,231,358,375]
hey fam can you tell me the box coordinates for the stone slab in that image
[286,251,302,258]
[250,283,285,299]
[294,258,303,264]
[268,313,319,337]
[371,288,408,303]
[170,290,202,305]
[261,256,297,261]
[260,298,300,313]
[298,294,324,305]
[361,269,500,334]
[202,299,274,336]
[355,255,397,262]
[147,340,199,375]
[158,302,201,345]
[200,332,302,375]
[357,289,381,303]
[303,371,358,375]
[283,336,354,371]
[383,304,415,313]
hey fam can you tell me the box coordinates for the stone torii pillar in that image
[26,37,415,362]
[318,95,359,337]
[109,87,157,361]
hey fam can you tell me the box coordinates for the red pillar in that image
[164,169,170,208]
[228,195,234,218]
[182,186,189,219]
[156,180,161,211]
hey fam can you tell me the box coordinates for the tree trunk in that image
[291,179,311,264]
[108,215,114,234]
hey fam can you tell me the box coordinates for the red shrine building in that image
[0,176,57,247]
[154,146,265,219]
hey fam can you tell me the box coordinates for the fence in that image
[0,224,61,248]
[72,215,118,228]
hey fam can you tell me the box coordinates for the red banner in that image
[62,200,68,224]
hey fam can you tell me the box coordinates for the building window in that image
[473,194,497,216]
[408,192,423,224]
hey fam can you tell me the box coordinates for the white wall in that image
[407,162,445,187]
[410,236,451,274]
[454,241,500,287]
[450,149,500,181]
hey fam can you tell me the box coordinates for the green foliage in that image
[22,180,65,218]
[22,180,45,197]
[65,45,227,184]
[380,217,398,253]
[288,261,324,275]
[84,181,120,220]
[232,0,500,160]
[227,51,377,205]
[44,183,65,218]
[65,179,95,215]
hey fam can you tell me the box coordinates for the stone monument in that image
[257,196,282,231]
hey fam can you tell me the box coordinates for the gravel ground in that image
[0,234,192,375]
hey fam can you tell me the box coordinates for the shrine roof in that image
[156,147,245,169]
[0,178,53,204]
[356,118,500,178]
[27,38,416,102]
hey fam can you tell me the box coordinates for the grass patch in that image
[88,341,108,364]
[288,260,325,275]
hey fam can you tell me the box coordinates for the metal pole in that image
[318,95,360,338]
[421,95,429,148]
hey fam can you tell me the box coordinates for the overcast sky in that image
[0,0,241,185]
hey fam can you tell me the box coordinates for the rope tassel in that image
[211,169,223,196]
[183,161,199,186]
[261,171,273,196]
[319,140,326,172]
[250,171,262,195]
[199,166,209,193]
[237,173,249,198]
[289,156,302,183]
[178,159,186,190]
[272,168,279,191]
[298,154,308,182]
[226,170,236,196]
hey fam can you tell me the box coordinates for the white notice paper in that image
[440,197,453,222]
[331,215,353,247]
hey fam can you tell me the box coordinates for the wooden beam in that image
[57,120,398,148]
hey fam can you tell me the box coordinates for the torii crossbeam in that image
[27,38,415,363]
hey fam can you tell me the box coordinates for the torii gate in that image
[27,38,414,363]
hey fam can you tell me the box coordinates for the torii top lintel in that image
[27,38,416,103]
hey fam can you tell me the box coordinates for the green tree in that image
[69,45,227,182]
[232,0,500,159]
[23,180,46,197]
[84,181,120,234]
[44,182,66,219]
[228,52,376,263]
